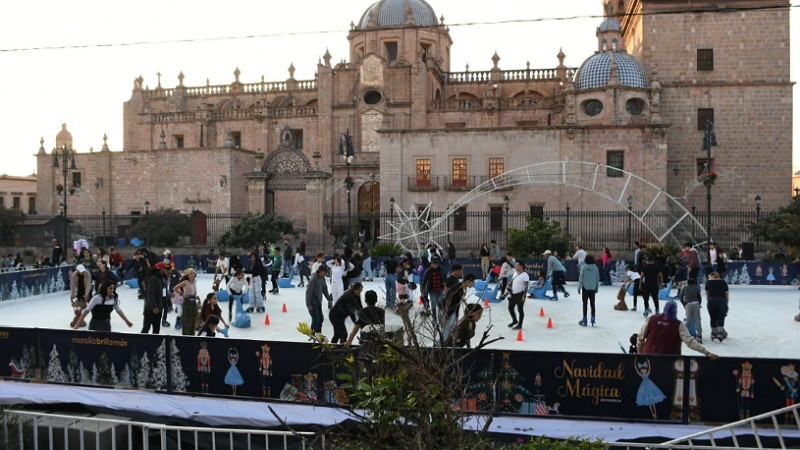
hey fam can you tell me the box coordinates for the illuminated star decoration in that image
[682,167,741,199]
[381,202,451,253]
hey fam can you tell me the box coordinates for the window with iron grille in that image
[490,206,503,232]
[697,49,714,71]
[416,159,431,188]
[28,197,36,214]
[12,197,20,210]
[454,206,467,231]
[697,108,714,131]
[452,158,467,187]
[489,157,505,178]
[529,205,544,220]
[606,151,624,178]
[72,172,82,187]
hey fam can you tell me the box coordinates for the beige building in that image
[34,0,792,246]
[0,174,37,214]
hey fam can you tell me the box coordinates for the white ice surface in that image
[0,273,797,358]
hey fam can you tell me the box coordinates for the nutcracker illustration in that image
[734,361,755,419]
[772,363,799,424]
[197,342,211,394]
[256,343,273,398]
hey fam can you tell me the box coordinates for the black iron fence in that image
[325,209,769,255]
[7,213,246,249]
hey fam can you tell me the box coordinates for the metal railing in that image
[2,410,325,450]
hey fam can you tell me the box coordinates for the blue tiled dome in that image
[358,0,438,30]
[575,52,647,90]
[598,18,621,32]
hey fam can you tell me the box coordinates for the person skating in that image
[442,273,477,340]
[640,256,664,317]
[173,268,199,334]
[506,262,529,330]
[344,290,385,348]
[227,270,248,322]
[623,265,642,311]
[326,255,353,307]
[497,256,515,300]
[679,278,704,343]
[294,249,309,287]
[246,252,267,313]
[269,247,283,294]
[282,238,294,278]
[142,262,170,334]
[577,254,600,326]
[69,264,93,328]
[545,250,570,300]
[73,281,133,331]
[330,283,364,344]
[306,265,332,334]
[421,256,446,319]
[705,271,730,342]
[444,303,484,348]
[637,301,719,359]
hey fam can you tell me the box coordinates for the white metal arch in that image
[382,161,708,253]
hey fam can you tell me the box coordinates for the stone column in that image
[303,169,332,251]
[245,172,269,214]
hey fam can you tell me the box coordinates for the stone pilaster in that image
[303,170,332,252]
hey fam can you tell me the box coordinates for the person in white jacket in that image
[326,255,354,309]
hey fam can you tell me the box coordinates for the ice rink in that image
[1,273,797,359]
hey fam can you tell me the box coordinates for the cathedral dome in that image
[597,18,621,32]
[574,51,647,90]
[358,0,438,30]
[55,123,73,149]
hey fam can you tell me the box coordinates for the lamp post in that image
[101,208,106,248]
[503,195,510,245]
[338,129,355,242]
[144,201,150,247]
[52,144,77,249]
[702,119,719,260]
[565,202,571,235]
[755,194,762,252]
[627,195,633,248]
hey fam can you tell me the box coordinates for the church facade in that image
[35,0,792,247]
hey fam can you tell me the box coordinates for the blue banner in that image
[0,266,71,300]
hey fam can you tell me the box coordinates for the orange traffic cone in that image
[264,315,271,325]
[547,318,553,329]
[419,297,424,305]
[516,329,524,341]
[282,303,288,313]
[483,298,490,308]
[539,307,545,317]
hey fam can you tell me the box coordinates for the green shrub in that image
[369,242,403,257]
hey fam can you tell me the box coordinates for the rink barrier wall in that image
[0,326,796,425]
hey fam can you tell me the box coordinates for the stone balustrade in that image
[147,106,318,123]
[446,67,577,84]
[143,79,317,99]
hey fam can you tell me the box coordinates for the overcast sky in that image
[0,0,797,177]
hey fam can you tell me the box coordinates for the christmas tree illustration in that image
[496,353,533,413]
[46,345,67,383]
[169,339,189,392]
[150,340,168,391]
[465,355,495,412]
[137,353,152,389]
[738,267,751,285]
[68,348,80,383]
[96,352,114,386]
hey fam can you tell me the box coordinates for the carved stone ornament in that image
[360,55,384,86]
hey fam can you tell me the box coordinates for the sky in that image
[0,0,797,176]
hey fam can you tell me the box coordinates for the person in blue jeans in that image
[360,241,374,281]
[305,265,332,334]
[421,256,447,319]
[383,257,398,310]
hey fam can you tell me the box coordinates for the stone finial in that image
[405,0,415,25]
[133,75,144,90]
[526,60,531,70]
[101,133,110,152]
[156,71,162,88]
[206,78,210,88]
[288,63,296,80]
[491,51,500,70]
[440,15,445,25]
[350,21,355,31]
[233,67,241,83]
[89,146,94,153]
[177,71,185,87]
[312,151,321,170]
[323,48,332,67]
[465,63,470,72]
[158,129,167,150]
[557,48,566,66]
[367,10,377,28]
[38,137,45,155]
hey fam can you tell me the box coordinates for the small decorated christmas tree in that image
[150,340,168,391]
[136,353,152,389]
[46,345,68,383]
[128,352,140,388]
[96,353,114,386]
[169,339,189,392]
[119,364,133,388]
[68,348,80,383]
[54,272,66,292]
[738,266,751,285]
[9,281,19,300]
[496,352,534,413]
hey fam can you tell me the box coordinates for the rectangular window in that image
[292,129,303,149]
[452,158,467,187]
[231,131,242,148]
[416,158,431,188]
[490,206,503,232]
[529,205,544,220]
[0,197,4,207]
[696,158,714,176]
[697,49,714,71]
[421,43,431,63]
[697,108,714,131]
[489,157,505,178]
[385,42,398,62]
[28,197,36,214]
[606,151,624,178]
[173,134,184,149]
[72,172,82,187]
[12,197,20,210]
[454,206,467,231]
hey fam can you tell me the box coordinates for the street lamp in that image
[143,200,150,247]
[503,195,510,244]
[702,119,719,260]
[565,202,571,234]
[755,194,762,252]
[102,208,107,248]
[52,144,77,250]
[338,129,355,242]
[144,201,150,215]
[627,195,633,248]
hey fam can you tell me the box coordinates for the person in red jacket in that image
[637,301,719,359]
